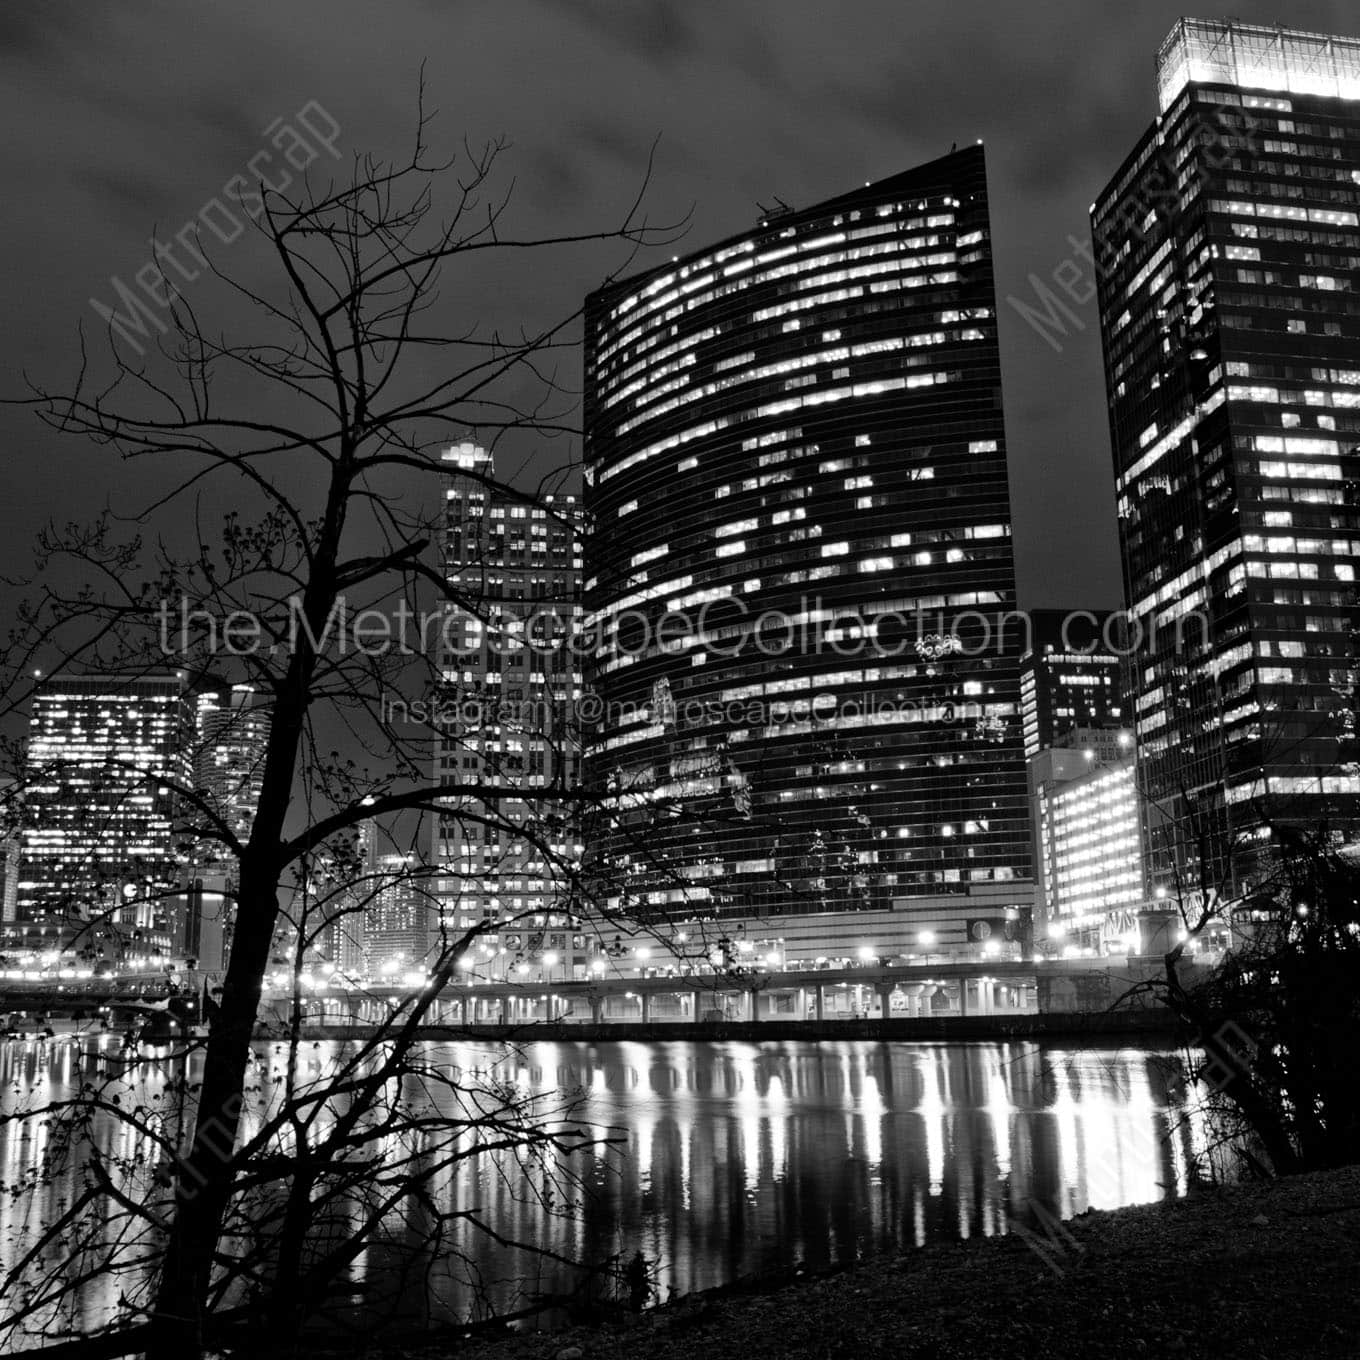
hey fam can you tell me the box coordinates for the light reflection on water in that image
[0,1037,1204,1333]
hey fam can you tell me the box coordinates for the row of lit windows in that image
[599,362,970,485]
[600,240,961,364]
[615,325,989,435]
[601,212,957,344]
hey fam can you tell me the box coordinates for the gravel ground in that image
[282,1166,1360,1360]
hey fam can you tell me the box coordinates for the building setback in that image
[1092,19,1360,893]
[582,146,1033,949]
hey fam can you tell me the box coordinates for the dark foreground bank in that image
[281,1165,1360,1360]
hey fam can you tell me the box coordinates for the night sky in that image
[2,0,1356,613]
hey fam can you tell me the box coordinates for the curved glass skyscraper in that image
[582,146,1032,944]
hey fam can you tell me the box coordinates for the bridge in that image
[0,957,1184,1035]
[0,956,1176,1027]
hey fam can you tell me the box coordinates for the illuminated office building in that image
[434,444,587,972]
[193,682,268,873]
[363,851,432,975]
[300,821,370,978]
[16,673,191,958]
[0,780,18,926]
[1093,19,1360,890]
[1020,610,1135,944]
[1034,752,1145,953]
[1018,609,1124,760]
[582,146,1033,944]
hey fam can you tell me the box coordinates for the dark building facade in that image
[1092,19,1360,892]
[1018,609,1124,760]
[582,146,1032,933]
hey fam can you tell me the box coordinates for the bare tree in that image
[0,102,703,1358]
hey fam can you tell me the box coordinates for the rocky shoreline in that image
[303,1165,1360,1360]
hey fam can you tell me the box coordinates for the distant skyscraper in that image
[1018,610,1124,760]
[363,851,432,975]
[0,785,19,927]
[1093,19,1360,891]
[434,443,583,960]
[16,673,191,959]
[194,683,268,870]
[306,821,370,978]
[582,146,1033,946]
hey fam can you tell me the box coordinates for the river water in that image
[0,1035,1211,1338]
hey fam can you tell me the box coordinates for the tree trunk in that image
[147,865,285,1356]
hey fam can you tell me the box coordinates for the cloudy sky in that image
[2,0,1356,609]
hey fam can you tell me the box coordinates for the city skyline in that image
[2,1,1356,634]
[6,10,1359,954]
[0,11,1356,1354]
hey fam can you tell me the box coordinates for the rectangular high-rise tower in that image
[15,673,191,960]
[581,146,1034,956]
[1093,19,1360,892]
[193,682,268,875]
[433,444,585,975]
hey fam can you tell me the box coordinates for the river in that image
[0,1035,1212,1340]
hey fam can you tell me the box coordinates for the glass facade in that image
[582,146,1032,928]
[1157,19,1360,114]
[1093,19,1360,889]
